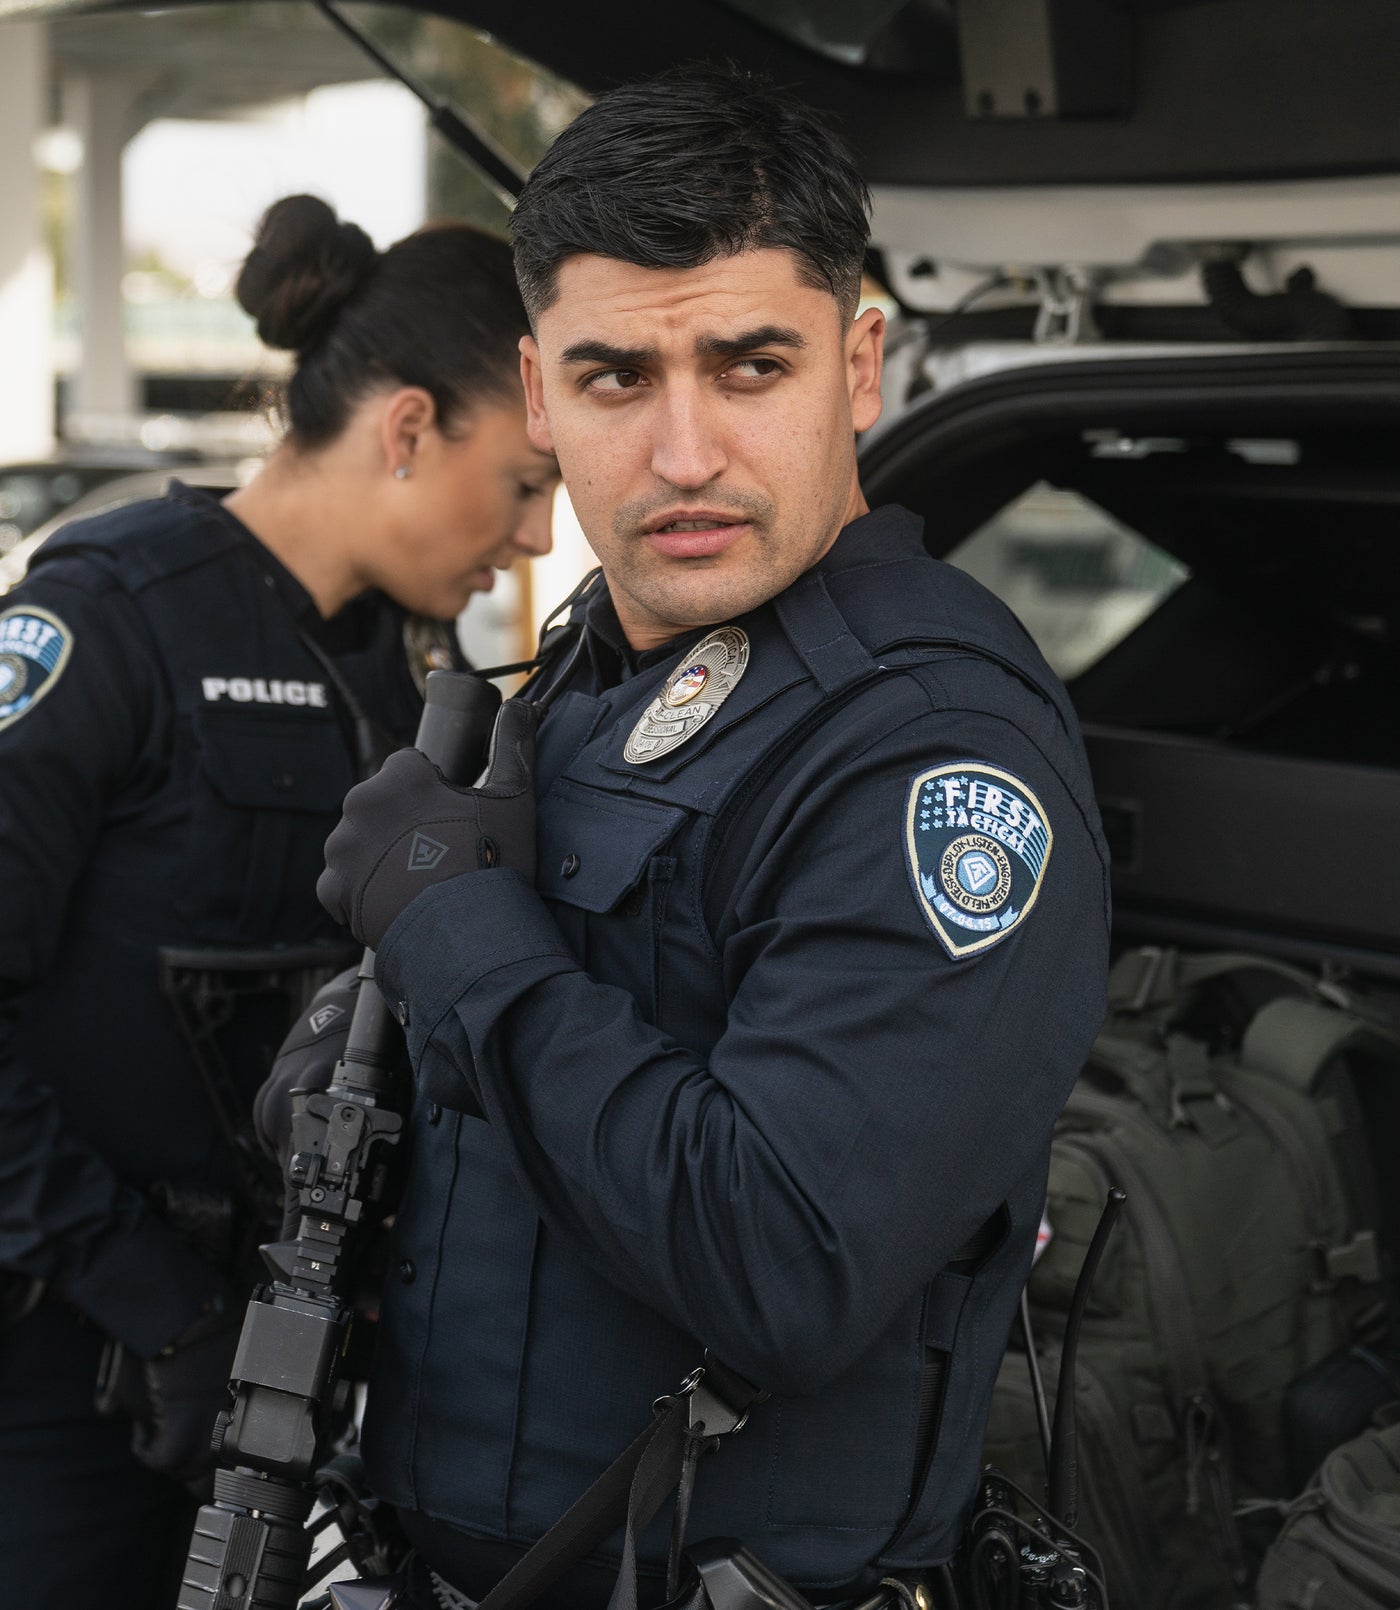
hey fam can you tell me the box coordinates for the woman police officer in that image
[0,193,556,1610]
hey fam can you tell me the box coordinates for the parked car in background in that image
[0,447,200,558]
[0,459,257,594]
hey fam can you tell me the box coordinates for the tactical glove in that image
[99,1290,242,1488]
[252,964,368,1167]
[318,698,538,951]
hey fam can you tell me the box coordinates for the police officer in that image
[0,194,555,1610]
[312,69,1111,1610]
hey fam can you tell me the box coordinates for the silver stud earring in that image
[395,465,411,480]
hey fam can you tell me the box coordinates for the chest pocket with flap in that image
[536,778,688,1024]
[535,777,686,912]
[182,708,356,942]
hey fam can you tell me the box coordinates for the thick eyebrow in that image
[558,324,807,368]
[560,339,659,367]
[695,324,806,358]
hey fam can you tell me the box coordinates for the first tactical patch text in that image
[904,761,1053,958]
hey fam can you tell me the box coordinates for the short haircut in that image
[511,64,872,325]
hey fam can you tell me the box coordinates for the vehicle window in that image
[946,482,1189,682]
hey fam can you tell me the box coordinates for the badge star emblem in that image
[623,627,750,764]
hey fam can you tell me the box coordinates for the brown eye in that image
[589,369,643,392]
[726,359,783,380]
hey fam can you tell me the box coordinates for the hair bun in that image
[236,194,378,353]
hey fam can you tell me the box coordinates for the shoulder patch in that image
[0,606,73,732]
[904,761,1052,959]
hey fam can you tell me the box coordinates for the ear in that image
[520,335,555,454]
[846,307,886,435]
[379,386,439,475]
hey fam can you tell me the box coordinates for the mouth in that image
[644,511,750,559]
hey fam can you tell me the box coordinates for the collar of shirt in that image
[565,504,925,697]
[575,587,708,692]
[814,503,928,576]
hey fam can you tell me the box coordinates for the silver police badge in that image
[623,627,750,764]
[905,760,1053,958]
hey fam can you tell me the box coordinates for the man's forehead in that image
[537,248,837,349]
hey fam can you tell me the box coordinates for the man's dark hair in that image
[511,65,872,324]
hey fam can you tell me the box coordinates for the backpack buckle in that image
[1116,946,1169,1013]
[1314,1231,1382,1288]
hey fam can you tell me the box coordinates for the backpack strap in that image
[1241,996,1400,1095]
[1106,947,1325,1016]
[1087,1028,1225,1133]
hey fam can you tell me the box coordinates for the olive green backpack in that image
[1257,1420,1400,1609]
[983,948,1400,1610]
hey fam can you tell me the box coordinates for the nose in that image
[649,382,728,490]
[512,488,555,558]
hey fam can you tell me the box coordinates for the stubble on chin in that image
[615,543,788,638]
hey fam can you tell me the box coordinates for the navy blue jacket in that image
[0,485,428,1357]
[363,506,1111,1597]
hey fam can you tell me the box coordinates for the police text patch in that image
[0,607,73,732]
[904,762,1052,958]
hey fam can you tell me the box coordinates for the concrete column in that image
[0,23,55,459]
[68,73,136,420]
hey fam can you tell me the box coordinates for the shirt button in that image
[427,1103,442,1126]
[272,773,293,790]
[561,854,580,878]
[399,1259,416,1284]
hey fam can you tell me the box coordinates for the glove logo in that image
[308,1003,346,1033]
[904,761,1052,958]
[407,831,449,872]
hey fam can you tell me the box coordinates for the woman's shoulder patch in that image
[0,605,74,731]
[903,760,1053,959]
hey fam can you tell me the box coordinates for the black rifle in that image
[178,669,503,1610]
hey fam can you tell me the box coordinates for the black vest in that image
[15,490,422,1186]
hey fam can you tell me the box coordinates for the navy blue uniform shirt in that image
[362,506,1111,1600]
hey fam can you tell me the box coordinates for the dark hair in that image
[511,64,871,325]
[236,194,528,449]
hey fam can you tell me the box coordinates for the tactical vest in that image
[365,509,1107,1593]
[13,490,421,1186]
